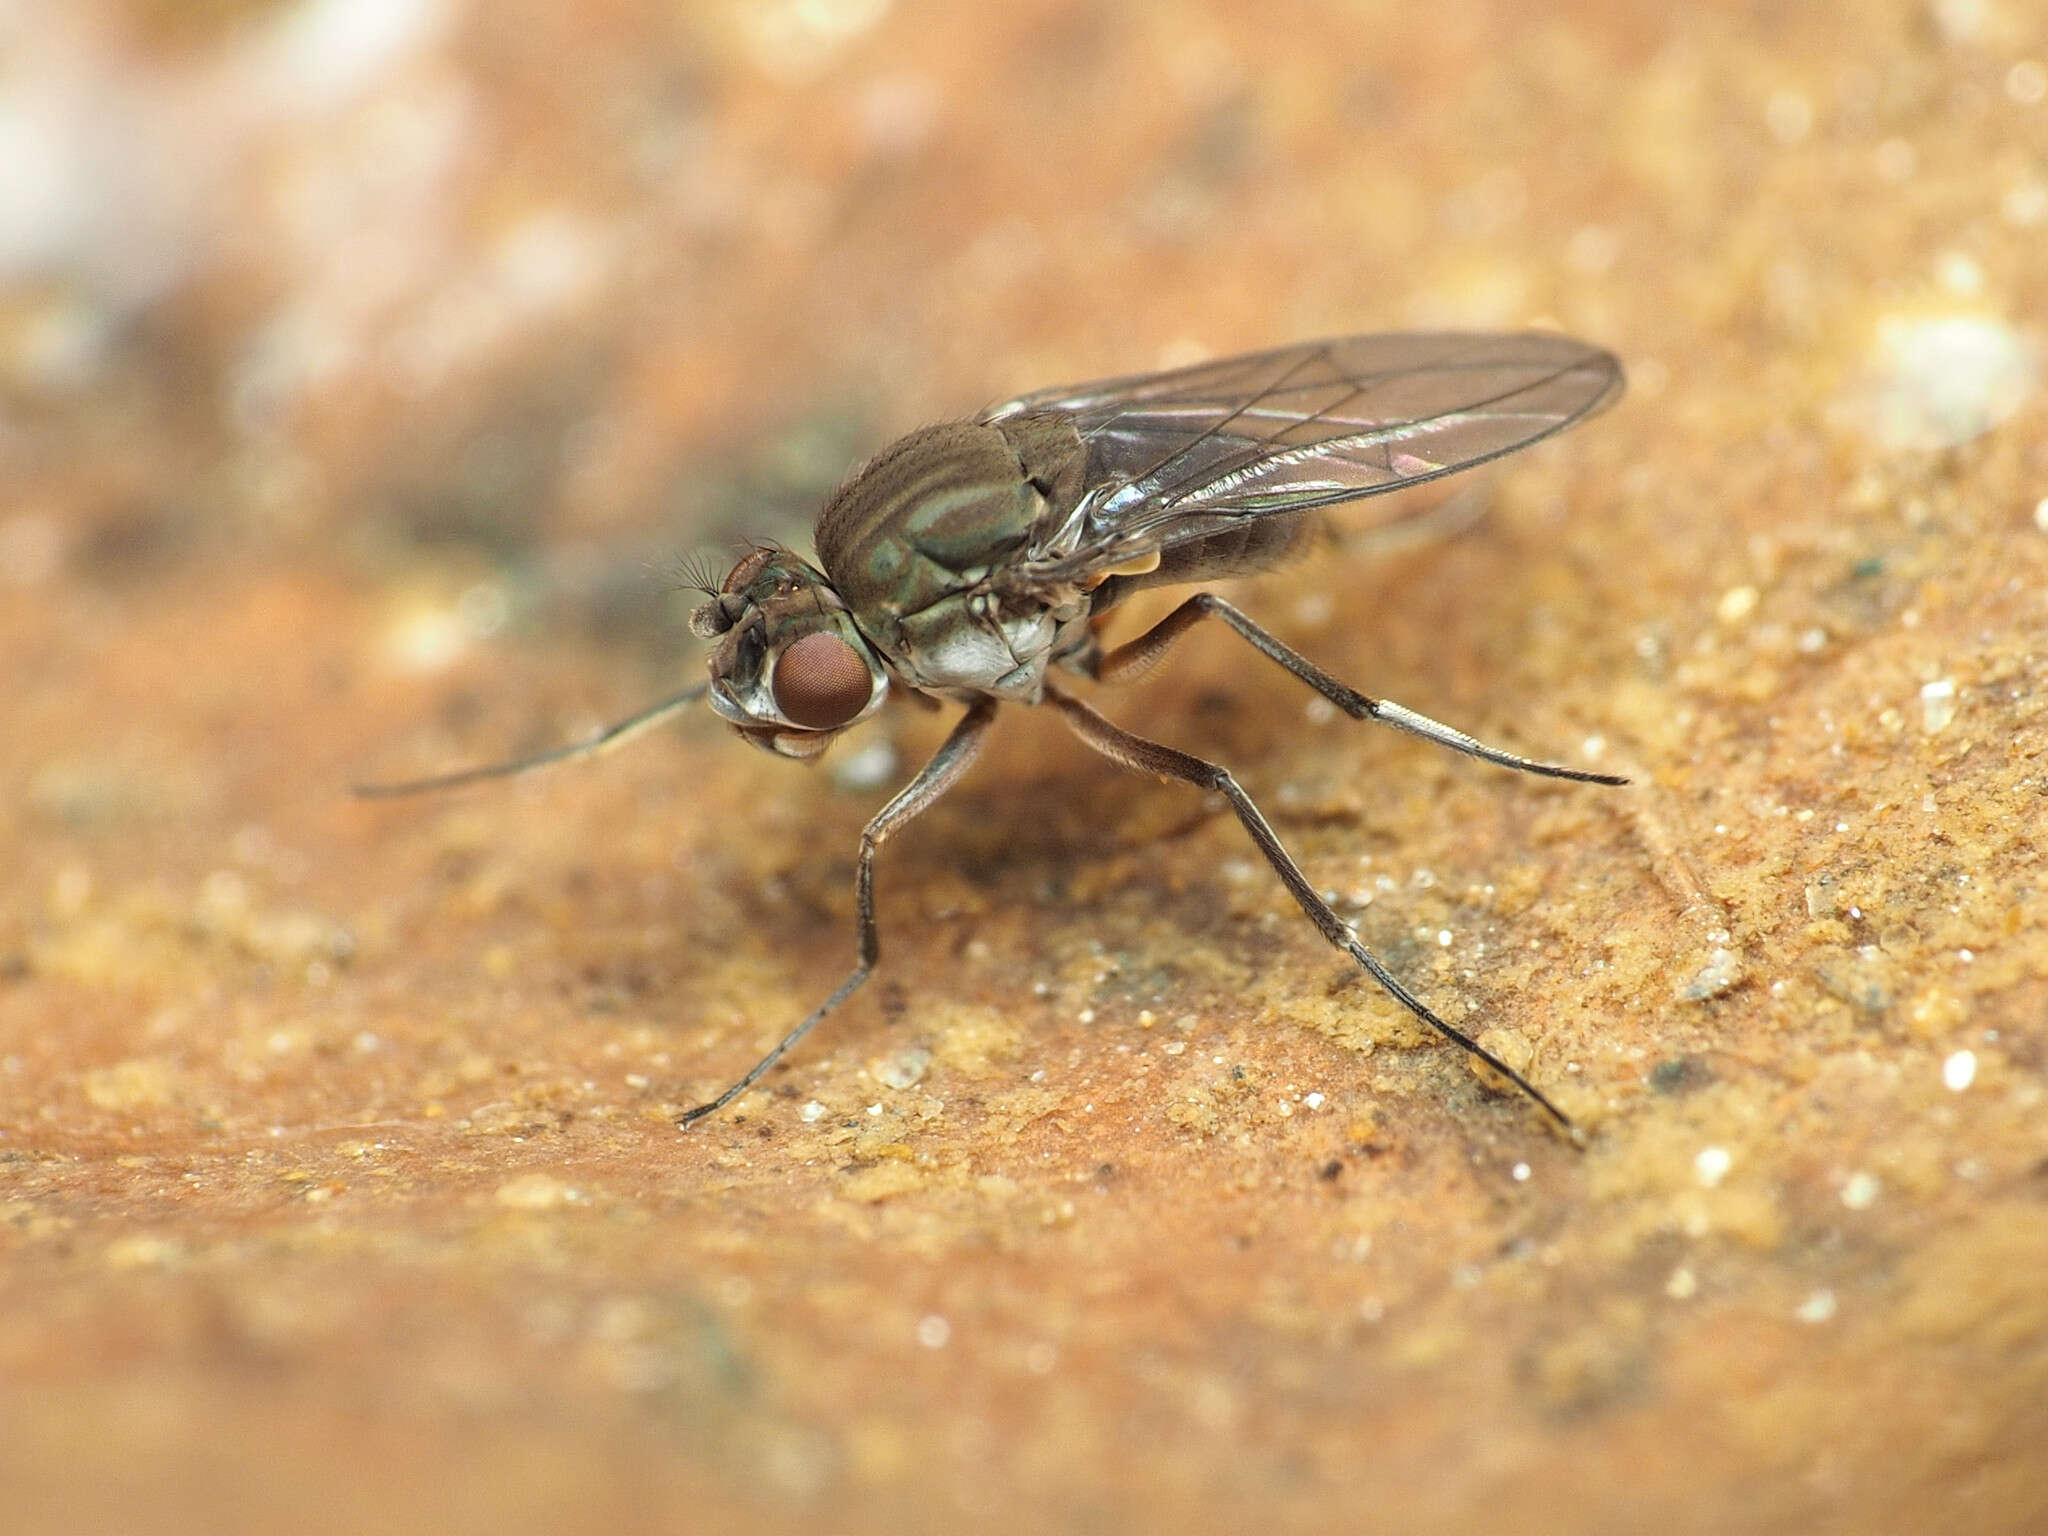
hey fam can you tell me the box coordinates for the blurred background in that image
[4,2,2046,1533]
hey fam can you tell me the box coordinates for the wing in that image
[983,332,1622,583]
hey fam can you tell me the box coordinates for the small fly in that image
[360,332,1626,1137]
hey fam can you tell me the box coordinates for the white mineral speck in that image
[1716,585,1760,624]
[1943,1050,1977,1092]
[254,0,455,110]
[387,604,469,672]
[1294,591,1334,627]
[916,1314,950,1349]
[495,1173,574,1210]
[874,1046,930,1090]
[1841,1171,1880,1210]
[1666,1267,1698,1300]
[1795,1289,1837,1324]
[1936,251,1984,298]
[830,736,899,791]
[1846,314,2037,453]
[1919,678,1957,734]
[1694,1146,1733,1188]
[1511,1162,1531,1183]
[1931,0,1985,45]
[800,1100,827,1123]
[2006,180,2048,228]
[1679,947,1742,1001]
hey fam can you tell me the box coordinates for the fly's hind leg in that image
[1089,592,1624,786]
[678,698,999,1126]
[1045,683,1577,1137]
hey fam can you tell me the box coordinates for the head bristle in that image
[670,551,724,600]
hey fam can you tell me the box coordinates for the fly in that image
[359,332,1627,1138]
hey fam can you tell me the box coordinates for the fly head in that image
[690,548,889,759]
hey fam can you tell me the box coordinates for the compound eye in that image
[772,631,873,729]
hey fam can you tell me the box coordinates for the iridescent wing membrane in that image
[987,332,1622,579]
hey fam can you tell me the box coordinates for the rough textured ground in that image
[4,2,2046,1532]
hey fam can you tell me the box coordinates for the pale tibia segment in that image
[1369,698,1626,786]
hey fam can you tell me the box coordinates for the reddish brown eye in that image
[772,631,872,729]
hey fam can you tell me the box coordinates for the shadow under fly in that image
[359,332,1627,1140]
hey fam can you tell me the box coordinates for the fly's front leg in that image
[1045,685,1577,1137]
[1092,592,1624,786]
[678,698,999,1127]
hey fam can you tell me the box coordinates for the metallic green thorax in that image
[814,417,1094,702]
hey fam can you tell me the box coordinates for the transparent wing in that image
[984,332,1622,578]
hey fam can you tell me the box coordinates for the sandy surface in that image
[4,2,2046,1532]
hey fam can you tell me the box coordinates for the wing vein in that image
[983,332,1623,587]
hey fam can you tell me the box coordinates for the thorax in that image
[813,417,1093,702]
